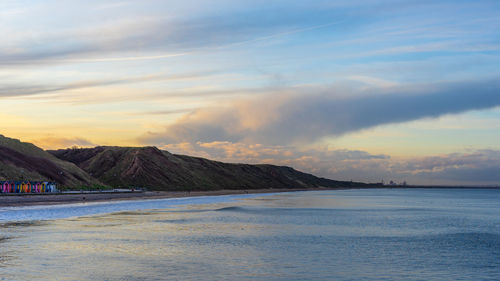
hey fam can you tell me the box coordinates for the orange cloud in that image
[31,137,96,150]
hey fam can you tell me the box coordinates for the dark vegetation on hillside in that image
[0,135,100,187]
[49,146,366,191]
[0,134,370,191]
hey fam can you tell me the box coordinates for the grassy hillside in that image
[50,146,364,191]
[0,134,102,188]
[0,134,369,191]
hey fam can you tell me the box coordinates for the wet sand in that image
[0,188,340,207]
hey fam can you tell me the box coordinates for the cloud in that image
[128,109,197,116]
[157,141,500,185]
[2,0,497,69]
[394,150,500,184]
[140,79,500,146]
[32,137,96,150]
[0,5,344,66]
[331,151,500,186]
[159,140,390,178]
[0,71,216,98]
[193,142,389,168]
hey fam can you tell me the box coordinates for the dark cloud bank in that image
[142,79,500,145]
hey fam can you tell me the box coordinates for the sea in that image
[0,188,499,280]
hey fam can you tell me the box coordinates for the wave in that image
[0,193,273,223]
[0,221,47,228]
[215,206,245,212]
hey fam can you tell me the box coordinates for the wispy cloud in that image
[128,108,196,116]
[0,4,347,67]
[0,71,217,98]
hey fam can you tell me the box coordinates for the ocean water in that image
[0,188,499,280]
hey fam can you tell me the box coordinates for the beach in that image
[0,187,338,207]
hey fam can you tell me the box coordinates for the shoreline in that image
[1,186,499,208]
[0,187,341,207]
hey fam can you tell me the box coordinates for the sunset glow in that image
[2,0,500,185]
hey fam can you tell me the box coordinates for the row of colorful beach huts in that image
[0,181,57,193]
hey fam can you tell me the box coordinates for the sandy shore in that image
[0,188,340,207]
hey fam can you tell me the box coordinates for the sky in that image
[1,0,500,185]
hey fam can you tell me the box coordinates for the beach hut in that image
[3,181,12,193]
[48,182,57,193]
[0,180,57,193]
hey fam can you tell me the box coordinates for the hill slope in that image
[49,146,362,191]
[0,135,102,188]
